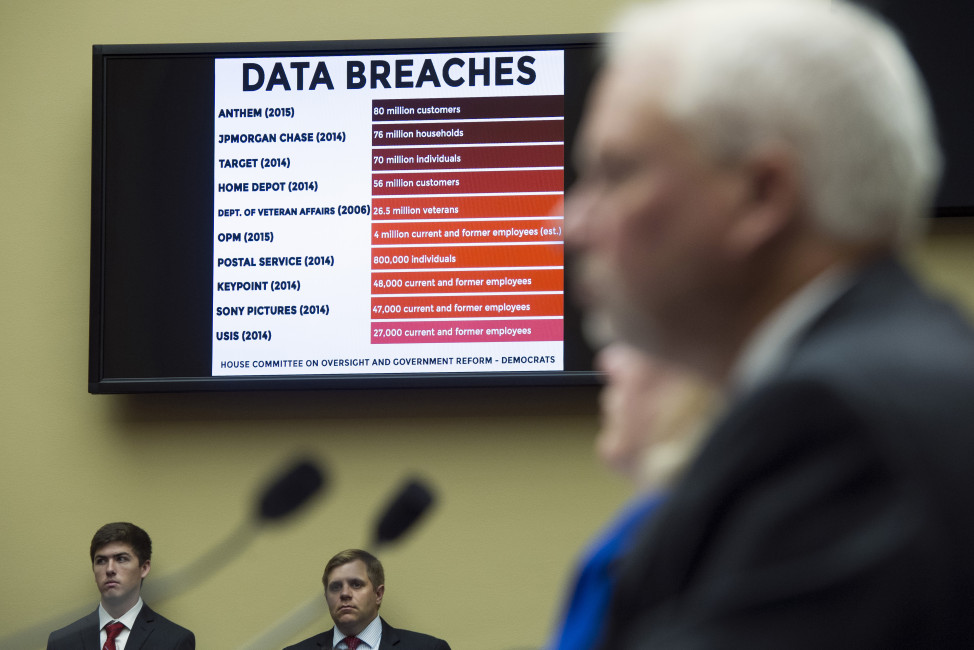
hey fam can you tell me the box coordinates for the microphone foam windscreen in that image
[374,478,435,545]
[258,459,326,521]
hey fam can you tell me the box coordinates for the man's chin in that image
[99,589,134,611]
[581,310,618,348]
[583,307,658,353]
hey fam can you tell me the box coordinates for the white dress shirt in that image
[333,614,383,649]
[97,597,144,649]
[729,265,855,398]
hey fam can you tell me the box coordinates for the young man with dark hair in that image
[47,522,194,649]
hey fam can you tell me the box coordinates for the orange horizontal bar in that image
[371,244,563,269]
[371,268,563,294]
[372,218,563,245]
[371,294,563,319]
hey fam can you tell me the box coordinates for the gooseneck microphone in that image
[2,457,328,650]
[146,457,327,602]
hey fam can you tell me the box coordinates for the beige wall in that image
[2,1,973,649]
[1,2,633,649]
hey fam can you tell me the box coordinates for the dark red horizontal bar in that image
[372,169,562,195]
[373,120,563,146]
[372,144,563,171]
[372,95,563,121]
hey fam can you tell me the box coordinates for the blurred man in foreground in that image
[284,548,450,650]
[567,0,974,646]
[47,522,195,649]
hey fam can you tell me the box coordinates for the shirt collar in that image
[729,265,855,397]
[333,614,382,649]
[98,597,144,631]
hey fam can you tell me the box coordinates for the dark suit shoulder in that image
[47,610,98,649]
[282,631,331,650]
[132,604,195,649]
[381,619,451,650]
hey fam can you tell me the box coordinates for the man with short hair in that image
[284,549,449,650]
[47,522,195,649]
[566,0,974,646]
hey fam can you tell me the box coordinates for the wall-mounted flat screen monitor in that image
[90,14,971,394]
[90,34,602,393]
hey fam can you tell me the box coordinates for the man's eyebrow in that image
[94,552,131,560]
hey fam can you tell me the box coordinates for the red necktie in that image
[344,637,362,650]
[103,621,125,650]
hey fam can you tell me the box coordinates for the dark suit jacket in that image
[602,258,974,648]
[283,617,451,650]
[47,604,195,650]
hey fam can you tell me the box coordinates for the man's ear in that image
[140,559,151,580]
[375,584,385,607]
[725,144,802,259]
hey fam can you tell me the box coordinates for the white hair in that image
[607,0,942,246]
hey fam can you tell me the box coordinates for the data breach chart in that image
[212,51,565,376]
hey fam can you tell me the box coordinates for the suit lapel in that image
[378,618,399,648]
[80,610,101,650]
[125,605,156,649]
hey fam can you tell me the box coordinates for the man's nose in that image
[105,560,116,574]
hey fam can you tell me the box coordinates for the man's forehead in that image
[327,560,369,582]
[579,67,672,158]
[93,542,136,558]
